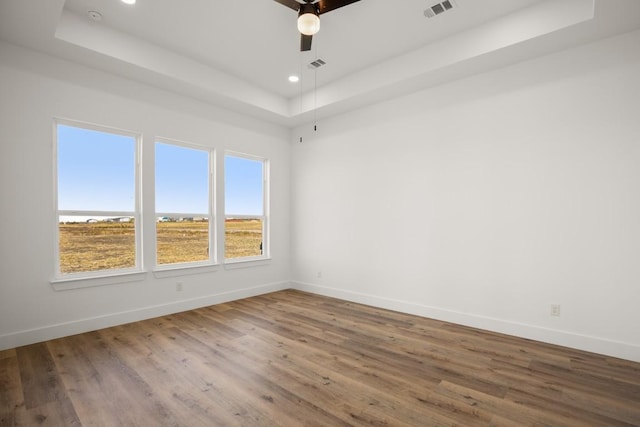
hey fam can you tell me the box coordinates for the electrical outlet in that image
[176,282,183,292]
[317,271,322,279]
[550,304,561,317]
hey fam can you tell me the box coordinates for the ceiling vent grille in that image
[424,0,454,18]
[308,58,327,69]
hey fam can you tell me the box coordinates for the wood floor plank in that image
[0,349,16,361]
[99,322,265,427]
[163,315,354,427]
[14,342,81,426]
[15,343,65,410]
[48,334,135,426]
[226,320,433,426]
[56,330,183,426]
[435,380,578,427]
[0,352,24,426]
[1,289,639,426]
[232,320,481,426]
[18,398,81,427]
[181,299,425,425]
[561,387,640,426]
[111,314,308,426]
[504,388,634,427]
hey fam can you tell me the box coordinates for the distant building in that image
[107,217,133,223]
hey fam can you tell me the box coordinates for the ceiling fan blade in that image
[317,0,360,15]
[273,0,301,12]
[300,34,313,51]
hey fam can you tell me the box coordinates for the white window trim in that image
[52,118,143,287]
[224,151,270,264]
[154,138,218,268]
[51,271,146,291]
[50,123,274,289]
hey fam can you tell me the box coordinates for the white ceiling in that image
[1,0,640,127]
[61,0,539,98]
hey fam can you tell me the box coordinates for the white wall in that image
[0,42,291,350]
[291,29,640,362]
[2,28,640,362]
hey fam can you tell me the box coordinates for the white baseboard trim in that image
[291,281,640,363]
[0,281,289,351]
[5,280,638,362]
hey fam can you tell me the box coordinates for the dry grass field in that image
[156,221,209,265]
[58,222,136,273]
[224,218,263,260]
[58,219,262,274]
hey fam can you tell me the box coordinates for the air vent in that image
[87,10,103,22]
[424,0,454,18]
[308,59,327,69]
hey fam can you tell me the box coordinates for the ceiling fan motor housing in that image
[299,2,319,16]
[274,0,361,51]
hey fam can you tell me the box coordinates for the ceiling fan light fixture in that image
[273,0,360,51]
[297,7,320,36]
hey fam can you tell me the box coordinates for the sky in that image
[57,125,135,212]
[224,155,264,216]
[57,124,264,218]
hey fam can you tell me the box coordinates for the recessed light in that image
[121,0,136,5]
[288,75,300,83]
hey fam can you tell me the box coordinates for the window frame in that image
[154,138,217,270]
[50,120,272,289]
[52,118,143,282]
[224,151,270,264]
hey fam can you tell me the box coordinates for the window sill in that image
[51,271,146,291]
[49,259,269,290]
[153,263,220,278]
[223,257,272,270]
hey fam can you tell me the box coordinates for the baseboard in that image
[291,281,640,363]
[0,281,289,351]
[5,280,638,362]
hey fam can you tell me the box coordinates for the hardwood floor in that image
[1,290,639,426]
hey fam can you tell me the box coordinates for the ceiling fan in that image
[274,0,361,51]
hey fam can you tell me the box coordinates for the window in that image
[155,141,213,266]
[55,121,140,276]
[224,154,268,260]
[54,121,270,283]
